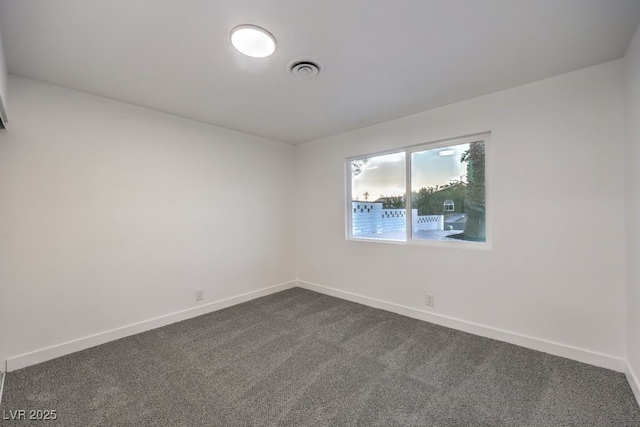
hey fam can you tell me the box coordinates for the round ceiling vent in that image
[290,61,320,77]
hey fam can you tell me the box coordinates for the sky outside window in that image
[352,152,405,201]
[412,143,469,190]
[352,144,469,201]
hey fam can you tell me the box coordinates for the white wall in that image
[625,23,640,400]
[0,76,296,369]
[296,60,627,369]
[0,21,8,124]
[0,21,6,373]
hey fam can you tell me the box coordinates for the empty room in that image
[1,1,640,425]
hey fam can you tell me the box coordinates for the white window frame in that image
[443,200,455,211]
[346,132,491,249]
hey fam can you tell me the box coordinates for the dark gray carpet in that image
[2,287,639,426]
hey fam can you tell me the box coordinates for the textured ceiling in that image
[1,0,639,144]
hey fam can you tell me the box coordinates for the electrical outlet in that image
[426,294,434,307]
[196,289,204,301]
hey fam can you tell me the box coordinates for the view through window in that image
[348,135,487,243]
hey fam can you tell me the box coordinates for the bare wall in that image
[0,21,7,124]
[0,76,296,367]
[625,22,640,398]
[295,60,626,366]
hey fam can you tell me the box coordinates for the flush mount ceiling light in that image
[230,24,276,58]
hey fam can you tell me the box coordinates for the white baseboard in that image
[0,370,5,406]
[297,280,627,373]
[626,362,640,407]
[6,281,297,372]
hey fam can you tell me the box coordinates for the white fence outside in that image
[351,202,443,236]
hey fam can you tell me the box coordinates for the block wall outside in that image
[351,202,442,236]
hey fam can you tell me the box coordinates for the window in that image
[444,200,454,211]
[347,133,488,245]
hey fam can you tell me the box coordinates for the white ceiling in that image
[1,1,639,144]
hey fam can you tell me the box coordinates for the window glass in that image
[411,141,486,242]
[350,152,406,240]
[347,134,487,245]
